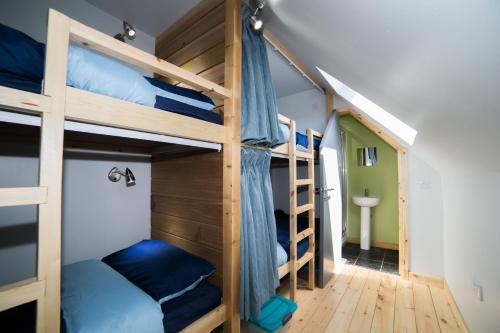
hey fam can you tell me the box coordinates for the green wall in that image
[340,115,399,245]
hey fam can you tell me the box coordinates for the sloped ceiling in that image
[84,0,500,171]
[263,0,500,171]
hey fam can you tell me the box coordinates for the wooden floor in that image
[243,264,467,333]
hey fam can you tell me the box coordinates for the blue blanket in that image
[161,281,221,332]
[61,260,164,333]
[274,210,310,260]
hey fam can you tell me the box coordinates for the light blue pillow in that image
[277,243,288,267]
[62,260,164,333]
[67,44,156,107]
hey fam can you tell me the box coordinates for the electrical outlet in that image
[473,282,484,302]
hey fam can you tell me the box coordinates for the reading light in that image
[250,0,266,32]
[114,21,136,43]
[108,167,136,187]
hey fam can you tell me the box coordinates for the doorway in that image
[338,108,408,278]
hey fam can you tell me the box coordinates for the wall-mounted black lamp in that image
[108,167,136,187]
[114,21,136,43]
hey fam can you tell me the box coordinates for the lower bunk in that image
[0,240,223,333]
[275,210,319,279]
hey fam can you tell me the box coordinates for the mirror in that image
[357,147,377,167]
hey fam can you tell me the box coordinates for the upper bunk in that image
[271,113,323,162]
[0,9,231,151]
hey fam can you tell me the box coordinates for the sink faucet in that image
[364,188,369,197]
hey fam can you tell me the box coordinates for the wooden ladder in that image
[0,10,68,333]
[288,123,315,301]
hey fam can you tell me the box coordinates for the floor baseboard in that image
[346,236,399,250]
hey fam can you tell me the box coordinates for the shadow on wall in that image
[0,223,37,249]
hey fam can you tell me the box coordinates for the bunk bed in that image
[270,114,323,301]
[0,1,241,332]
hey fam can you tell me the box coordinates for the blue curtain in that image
[240,147,279,320]
[241,4,286,148]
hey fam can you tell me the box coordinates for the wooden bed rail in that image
[65,11,231,99]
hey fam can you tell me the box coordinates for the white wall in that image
[0,0,155,286]
[441,171,500,333]
[0,0,155,53]
[276,88,327,133]
[0,142,151,286]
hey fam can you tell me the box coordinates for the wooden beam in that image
[0,278,45,312]
[398,149,409,279]
[222,0,241,331]
[68,16,230,99]
[0,86,51,114]
[288,120,298,301]
[0,187,47,207]
[326,91,334,117]
[264,30,325,93]
[338,107,404,150]
[65,87,226,144]
[181,304,227,333]
[37,9,69,333]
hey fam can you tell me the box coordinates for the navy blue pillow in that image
[145,77,215,107]
[0,24,45,81]
[102,240,215,304]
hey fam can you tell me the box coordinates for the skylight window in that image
[317,67,417,146]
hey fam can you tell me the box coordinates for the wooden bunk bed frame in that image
[0,0,242,332]
[272,114,323,301]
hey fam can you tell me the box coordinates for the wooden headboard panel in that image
[155,0,226,109]
[150,151,224,287]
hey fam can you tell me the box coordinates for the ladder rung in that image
[0,278,45,312]
[297,251,314,270]
[296,151,313,160]
[296,179,313,186]
[0,85,51,114]
[0,187,48,207]
[296,228,314,243]
[297,203,314,214]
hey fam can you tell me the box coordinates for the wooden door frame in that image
[337,108,409,279]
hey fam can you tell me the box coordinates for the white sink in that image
[352,196,380,208]
[352,196,381,250]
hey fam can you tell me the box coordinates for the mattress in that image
[0,71,222,125]
[277,123,321,151]
[275,210,310,260]
[296,131,321,151]
[161,280,222,333]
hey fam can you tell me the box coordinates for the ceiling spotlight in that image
[114,21,136,43]
[108,167,136,187]
[250,15,264,31]
[250,0,266,32]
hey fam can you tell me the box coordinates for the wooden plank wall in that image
[156,0,226,110]
[151,152,224,287]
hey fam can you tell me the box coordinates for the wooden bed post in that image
[37,9,69,333]
[288,121,298,301]
[306,129,315,290]
[223,0,241,332]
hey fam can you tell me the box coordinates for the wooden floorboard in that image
[242,265,467,333]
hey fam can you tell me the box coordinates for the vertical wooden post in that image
[37,9,69,333]
[288,121,298,301]
[223,0,241,331]
[326,92,334,118]
[398,149,409,279]
[306,129,315,290]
